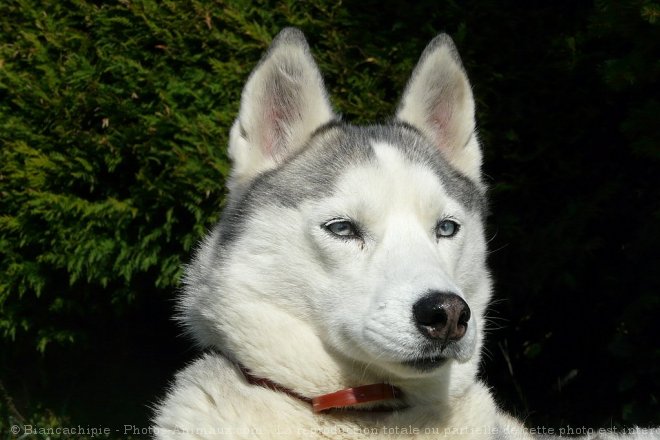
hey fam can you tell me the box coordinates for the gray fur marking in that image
[216,122,486,250]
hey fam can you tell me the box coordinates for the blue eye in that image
[436,219,459,238]
[324,219,359,238]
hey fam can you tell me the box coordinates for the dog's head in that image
[181,28,491,390]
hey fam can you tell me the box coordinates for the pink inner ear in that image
[261,101,286,158]
[428,101,455,152]
[260,85,301,161]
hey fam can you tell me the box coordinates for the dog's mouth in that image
[402,355,448,371]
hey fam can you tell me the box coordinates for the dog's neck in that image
[237,361,405,413]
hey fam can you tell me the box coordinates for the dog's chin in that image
[402,355,449,372]
[336,332,476,379]
[367,355,453,379]
[387,343,477,377]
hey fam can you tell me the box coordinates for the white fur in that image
[153,29,655,440]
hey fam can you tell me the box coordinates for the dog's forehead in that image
[304,124,487,214]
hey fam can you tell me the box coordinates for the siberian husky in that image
[153,28,656,439]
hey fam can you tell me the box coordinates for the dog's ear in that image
[228,28,336,187]
[396,35,482,182]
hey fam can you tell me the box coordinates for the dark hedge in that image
[1,0,658,437]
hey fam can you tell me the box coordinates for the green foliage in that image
[0,0,658,436]
[0,0,237,351]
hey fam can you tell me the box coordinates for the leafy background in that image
[1,0,658,438]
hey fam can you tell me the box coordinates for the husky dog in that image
[153,29,655,439]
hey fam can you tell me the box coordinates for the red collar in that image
[239,366,403,413]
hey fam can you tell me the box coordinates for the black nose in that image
[413,291,471,342]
